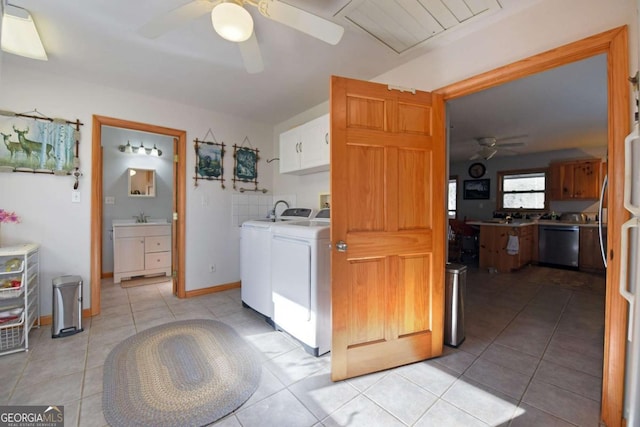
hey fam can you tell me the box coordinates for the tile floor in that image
[0,265,605,426]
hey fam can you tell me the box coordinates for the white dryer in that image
[270,209,331,356]
[240,208,315,322]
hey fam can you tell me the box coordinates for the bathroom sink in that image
[112,218,168,226]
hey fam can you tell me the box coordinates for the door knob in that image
[336,240,347,252]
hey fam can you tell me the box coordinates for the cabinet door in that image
[572,160,600,199]
[479,225,500,269]
[579,227,606,271]
[561,163,574,199]
[300,114,330,170]
[114,237,144,273]
[548,163,563,200]
[279,128,301,173]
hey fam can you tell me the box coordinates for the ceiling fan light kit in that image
[211,1,254,42]
[139,0,345,73]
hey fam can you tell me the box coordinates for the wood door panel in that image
[399,148,432,230]
[347,145,385,231]
[345,333,434,379]
[347,258,386,346]
[398,102,433,135]
[398,254,432,336]
[346,96,387,130]
[347,231,433,258]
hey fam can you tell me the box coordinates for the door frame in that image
[90,115,187,316]
[435,26,629,427]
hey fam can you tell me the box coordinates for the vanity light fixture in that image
[118,141,134,154]
[118,141,162,157]
[1,3,48,60]
[150,144,162,157]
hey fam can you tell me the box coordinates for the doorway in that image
[90,116,187,317]
[435,26,629,427]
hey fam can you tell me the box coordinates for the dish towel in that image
[506,235,519,255]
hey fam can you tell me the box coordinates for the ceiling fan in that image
[138,0,345,74]
[469,135,527,160]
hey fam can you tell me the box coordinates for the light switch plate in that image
[72,190,81,203]
[105,196,115,205]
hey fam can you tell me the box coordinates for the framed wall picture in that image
[463,179,490,200]
[194,138,225,188]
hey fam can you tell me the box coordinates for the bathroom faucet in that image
[271,200,289,220]
[134,211,149,223]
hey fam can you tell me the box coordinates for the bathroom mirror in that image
[128,168,156,197]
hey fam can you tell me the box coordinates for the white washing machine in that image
[270,209,331,356]
[240,208,315,322]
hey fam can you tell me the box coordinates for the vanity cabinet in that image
[548,159,602,200]
[113,224,171,283]
[279,114,330,175]
[0,243,39,356]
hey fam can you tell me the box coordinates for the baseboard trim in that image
[39,308,92,326]
[101,272,114,279]
[185,281,240,298]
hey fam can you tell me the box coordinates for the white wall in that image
[0,62,273,315]
[271,0,637,208]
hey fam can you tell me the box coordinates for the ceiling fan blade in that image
[238,32,264,74]
[257,0,344,45]
[138,0,216,38]
[497,141,526,148]
[469,152,481,161]
[496,134,528,142]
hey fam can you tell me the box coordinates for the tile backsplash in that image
[231,193,297,227]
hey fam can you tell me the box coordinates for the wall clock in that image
[468,162,486,178]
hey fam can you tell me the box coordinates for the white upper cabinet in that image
[279,114,330,175]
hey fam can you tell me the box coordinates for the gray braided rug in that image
[103,319,261,427]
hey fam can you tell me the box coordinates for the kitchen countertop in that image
[466,220,605,228]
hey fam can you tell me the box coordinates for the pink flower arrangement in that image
[0,209,20,224]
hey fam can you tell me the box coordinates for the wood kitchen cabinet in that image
[548,159,601,200]
[279,114,330,175]
[579,226,607,273]
[479,225,534,273]
[113,224,172,283]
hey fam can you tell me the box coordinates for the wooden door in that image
[330,76,446,381]
[172,138,178,295]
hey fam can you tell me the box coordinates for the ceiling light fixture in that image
[1,3,47,60]
[211,1,253,42]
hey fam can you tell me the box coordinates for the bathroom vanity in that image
[112,221,171,283]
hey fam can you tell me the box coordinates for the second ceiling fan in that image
[138,0,345,74]
[470,136,527,160]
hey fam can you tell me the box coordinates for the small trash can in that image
[52,275,83,338]
[445,263,467,347]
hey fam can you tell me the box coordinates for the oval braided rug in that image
[103,319,261,427]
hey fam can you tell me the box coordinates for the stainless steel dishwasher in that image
[538,225,580,267]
